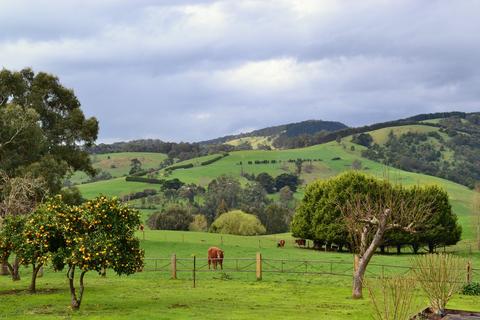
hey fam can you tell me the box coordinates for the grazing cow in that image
[277,240,286,248]
[295,239,306,247]
[208,247,224,270]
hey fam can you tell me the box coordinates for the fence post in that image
[171,254,177,279]
[256,252,262,281]
[258,239,261,248]
[466,260,472,284]
[193,255,196,288]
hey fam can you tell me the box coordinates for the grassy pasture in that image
[70,152,167,184]
[225,135,276,149]
[1,230,480,319]
[367,124,444,145]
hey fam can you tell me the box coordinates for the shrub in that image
[165,163,194,171]
[411,254,465,315]
[200,153,229,166]
[125,176,164,184]
[365,276,421,320]
[209,210,266,236]
[189,214,208,232]
[462,282,480,296]
[147,206,193,231]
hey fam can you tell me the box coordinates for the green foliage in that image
[129,158,142,175]
[351,133,373,147]
[58,186,84,205]
[147,205,193,231]
[462,282,480,296]
[0,215,25,266]
[274,173,299,192]
[255,172,275,193]
[210,210,266,236]
[258,203,291,234]
[0,68,99,194]
[189,214,208,232]
[291,171,461,251]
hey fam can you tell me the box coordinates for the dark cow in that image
[277,240,286,248]
[295,239,306,247]
[208,247,224,270]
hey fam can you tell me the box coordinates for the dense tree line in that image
[360,115,480,188]
[291,172,461,253]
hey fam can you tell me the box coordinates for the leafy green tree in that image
[279,186,294,207]
[210,210,266,236]
[203,175,242,222]
[189,214,208,232]
[0,215,25,280]
[255,172,275,193]
[0,68,98,193]
[129,158,142,175]
[147,205,193,231]
[18,201,66,292]
[239,182,271,217]
[274,173,299,192]
[258,203,291,234]
[58,196,144,309]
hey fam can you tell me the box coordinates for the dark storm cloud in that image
[1,0,479,142]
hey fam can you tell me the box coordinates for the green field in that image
[70,152,167,184]
[1,230,479,319]
[367,124,444,145]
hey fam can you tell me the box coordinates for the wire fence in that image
[142,255,480,283]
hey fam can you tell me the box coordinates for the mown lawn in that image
[1,230,480,319]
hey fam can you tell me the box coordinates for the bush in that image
[462,282,480,296]
[257,203,291,234]
[412,254,465,315]
[210,210,266,236]
[147,206,193,231]
[125,176,164,184]
[165,163,194,171]
[200,153,229,166]
[189,214,208,232]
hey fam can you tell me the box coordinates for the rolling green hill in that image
[69,152,167,184]
[77,140,477,242]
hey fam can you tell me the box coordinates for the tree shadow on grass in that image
[0,288,61,296]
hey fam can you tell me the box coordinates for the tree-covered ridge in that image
[360,114,480,188]
[198,119,348,146]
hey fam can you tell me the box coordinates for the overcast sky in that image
[1,1,479,143]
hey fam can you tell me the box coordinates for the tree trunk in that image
[69,265,87,310]
[11,257,20,281]
[428,243,435,253]
[352,210,389,299]
[29,263,43,293]
[1,262,9,275]
[412,243,419,254]
[396,244,401,254]
[380,245,385,254]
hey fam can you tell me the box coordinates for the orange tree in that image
[58,196,144,309]
[18,198,66,293]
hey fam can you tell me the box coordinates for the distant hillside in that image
[199,120,348,146]
[353,112,480,188]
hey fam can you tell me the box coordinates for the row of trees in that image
[291,171,462,298]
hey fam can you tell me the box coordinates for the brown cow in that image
[277,240,286,248]
[207,247,224,270]
[295,239,306,247]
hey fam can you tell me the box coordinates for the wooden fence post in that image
[171,254,177,279]
[256,252,262,281]
[466,260,472,285]
[193,255,196,288]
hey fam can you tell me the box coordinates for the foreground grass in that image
[1,230,480,319]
